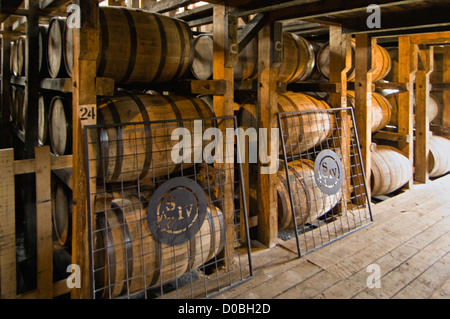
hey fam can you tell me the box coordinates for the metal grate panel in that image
[84,115,252,299]
[278,106,373,257]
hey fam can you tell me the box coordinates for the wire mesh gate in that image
[278,106,373,257]
[84,115,252,299]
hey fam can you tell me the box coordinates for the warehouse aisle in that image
[216,174,450,299]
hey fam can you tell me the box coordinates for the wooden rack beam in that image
[70,0,99,299]
[414,46,433,183]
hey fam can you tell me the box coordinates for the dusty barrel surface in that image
[38,93,53,146]
[12,36,26,76]
[317,40,391,82]
[346,91,392,132]
[277,160,341,230]
[278,33,315,83]
[94,191,225,298]
[48,95,72,156]
[238,92,334,155]
[191,33,257,81]
[52,181,72,247]
[370,145,413,196]
[428,135,450,178]
[385,93,439,126]
[96,7,193,84]
[47,17,68,78]
[96,94,215,183]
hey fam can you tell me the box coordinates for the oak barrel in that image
[39,25,50,77]
[38,93,52,146]
[385,93,439,126]
[86,7,194,85]
[12,36,26,76]
[191,33,257,81]
[238,92,334,155]
[278,33,315,83]
[13,86,25,130]
[94,193,225,298]
[384,47,442,83]
[52,180,72,247]
[428,135,450,178]
[49,95,72,155]
[47,17,68,78]
[277,159,341,230]
[346,91,392,132]
[96,94,215,183]
[370,145,413,196]
[63,22,74,77]
[317,40,391,82]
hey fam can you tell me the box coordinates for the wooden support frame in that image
[255,21,279,248]
[70,0,99,299]
[327,25,354,207]
[212,4,236,264]
[443,46,450,131]
[414,45,434,183]
[354,33,374,196]
[396,36,417,189]
[0,147,72,299]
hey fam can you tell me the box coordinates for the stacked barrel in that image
[9,7,231,298]
[380,46,450,185]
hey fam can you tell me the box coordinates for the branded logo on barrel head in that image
[147,177,207,246]
[314,149,344,195]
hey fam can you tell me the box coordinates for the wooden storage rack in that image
[1,0,450,299]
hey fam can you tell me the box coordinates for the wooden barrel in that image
[89,7,193,85]
[383,47,398,82]
[12,36,26,76]
[428,135,450,178]
[39,25,50,77]
[277,159,341,230]
[97,94,215,183]
[47,17,68,78]
[385,93,439,126]
[346,91,392,132]
[238,92,334,155]
[94,193,225,298]
[191,33,257,81]
[52,180,72,247]
[38,93,52,146]
[278,33,315,83]
[384,47,442,83]
[317,40,355,81]
[370,145,412,196]
[307,42,327,81]
[63,22,74,77]
[317,40,391,82]
[10,40,16,75]
[49,95,72,156]
[13,86,25,130]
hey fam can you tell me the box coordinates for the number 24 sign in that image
[79,105,96,122]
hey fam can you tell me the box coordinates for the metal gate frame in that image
[278,106,373,257]
[84,115,252,299]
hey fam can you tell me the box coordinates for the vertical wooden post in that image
[212,5,235,264]
[24,0,40,158]
[328,26,353,206]
[0,149,16,299]
[415,46,433,183]
[397,36,417,188]
[1,18,13,149]
[354,33,373,199]
[256,22,278,248]
[34,146,53,298]
[442,46,450,133]
[71,0,99,299]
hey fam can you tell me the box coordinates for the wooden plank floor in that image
[216,174,450,299]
